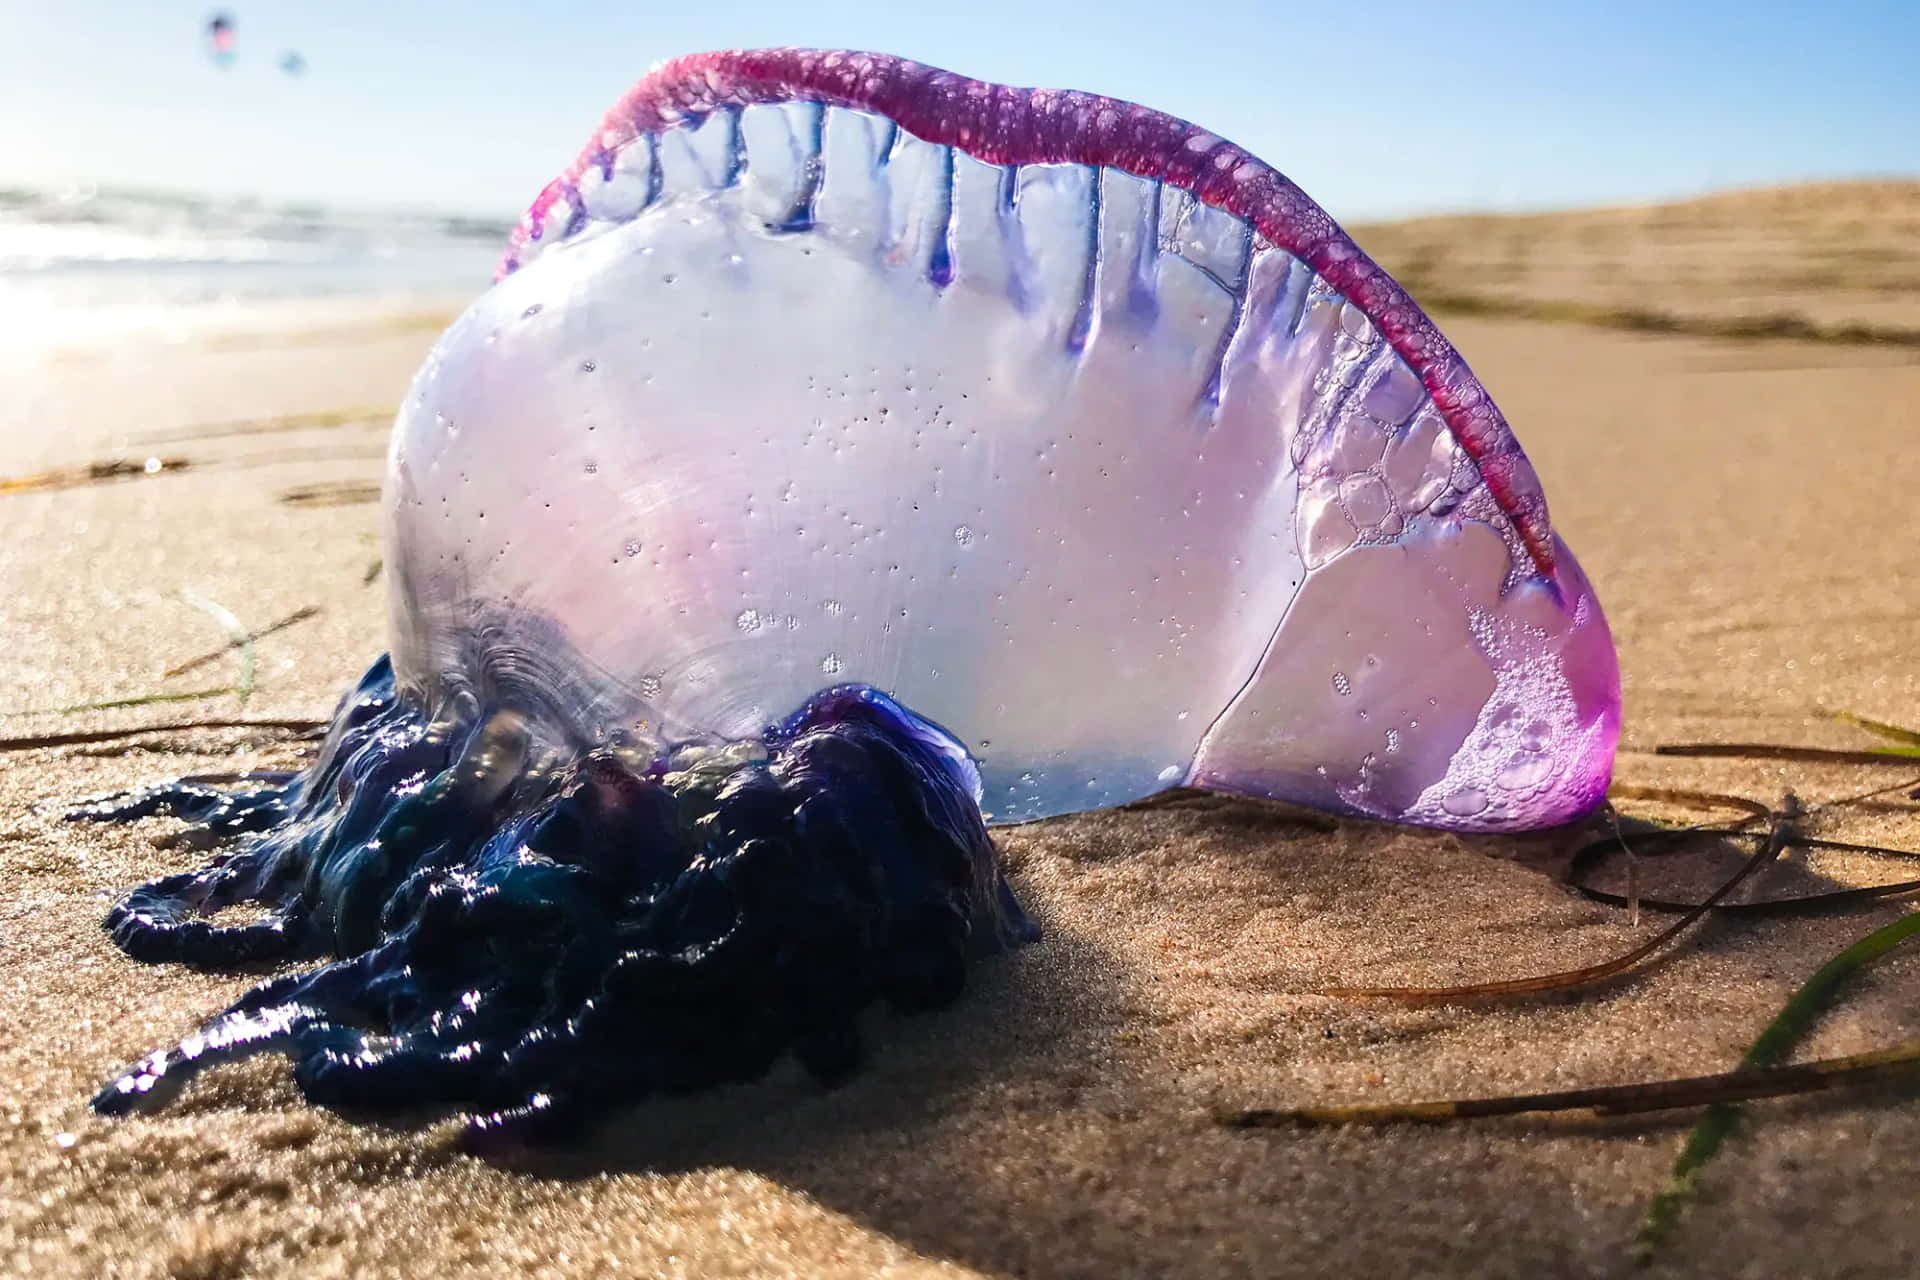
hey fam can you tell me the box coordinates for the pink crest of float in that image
[500,47,1559,581]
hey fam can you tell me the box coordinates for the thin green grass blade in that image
[4,688,239,717]
[178,590,254,708]
[163,605,319,678]
[1831,710,1920,749]
[51,688,238,714]
[1635,910,1920,1260]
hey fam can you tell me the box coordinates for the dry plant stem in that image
[1657,744,1920,764]
[164,606,322,678]
[1800,773,1920,815]
[1227,782,1920,1131]
[4,689,237,718]
[0,720,326,753]
[1573,826,1920,917]
[1320,801,1802,1002]
[1571,822,1920,923]
[1221,1039,1920,1128]
[1569,776,1920,918]
[1580,875,1920,917]
[277,481,384,508]
[0,457,191,496]
[1606,783,1773,819]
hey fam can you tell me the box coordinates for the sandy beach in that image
[3,183,1919,1278]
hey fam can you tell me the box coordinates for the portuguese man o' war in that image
[81,49,1620,1142]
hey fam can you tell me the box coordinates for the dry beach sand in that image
[3,182,1919,1278]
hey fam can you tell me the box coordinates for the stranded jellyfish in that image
[82,49,1619,1142]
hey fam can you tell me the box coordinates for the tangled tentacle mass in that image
[79,658,1034,1145]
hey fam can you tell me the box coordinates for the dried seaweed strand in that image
[4,688,238,718]
[1808,773,1920,812]
[164,605,321,678]
[0,719,325,753]
[1220,1039,1920,1129]
[1574,823,1920,917]
[277,481,383,508]
[0,456,191,496]
[1657,743,1920,764]
[1320,802,1801,1002]
[1580,874,1920,917]
[1606,783,1773,819]
[1569,780,1920,921]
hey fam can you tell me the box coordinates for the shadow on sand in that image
[452,792,1920,1278]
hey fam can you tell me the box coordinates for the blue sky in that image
[2,1,1914,222]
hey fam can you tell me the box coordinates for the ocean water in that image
[0,184,503,361]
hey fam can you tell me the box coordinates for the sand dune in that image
[1354,178,1920,339]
